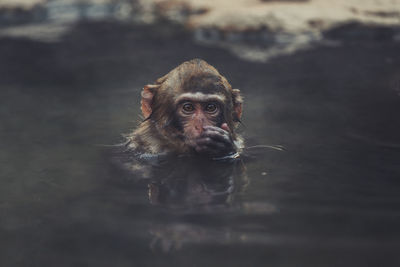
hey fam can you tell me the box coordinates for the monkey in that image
[109,59,248,215]
[124,58,243,160]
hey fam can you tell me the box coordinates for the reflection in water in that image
[115,150,249,252]
[146,157,247,208]
[149,223,226,252]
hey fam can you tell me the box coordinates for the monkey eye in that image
[205,103,218,113]
[182,103,195,113]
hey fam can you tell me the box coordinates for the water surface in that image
[1,21,400,267]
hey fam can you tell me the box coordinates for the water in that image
[1,21,400,267]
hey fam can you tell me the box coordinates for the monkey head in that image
[131,59,243,157]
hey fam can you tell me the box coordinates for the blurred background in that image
[1,1,400,267]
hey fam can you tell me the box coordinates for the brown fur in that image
[126,58,243,156]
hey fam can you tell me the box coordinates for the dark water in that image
[1,21,400,267]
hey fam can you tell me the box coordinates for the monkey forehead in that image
[174,92,226,104]
[158,59,234,100]
[180,73,231,94]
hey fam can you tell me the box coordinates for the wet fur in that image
[126,58,243,156]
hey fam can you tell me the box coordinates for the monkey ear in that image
[141,84,158,119]
[232,89,243,120]
[235,103,243,120]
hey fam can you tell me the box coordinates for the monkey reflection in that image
[145,156,247,252]
[146,156,247,207]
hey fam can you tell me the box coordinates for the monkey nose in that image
[195,125,203,134]
[194,122,204,136]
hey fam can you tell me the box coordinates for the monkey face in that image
[172,92,235,156]
[133,59,243,156]
[176,100,222,140]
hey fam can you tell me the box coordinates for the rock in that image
[0,0,399,61]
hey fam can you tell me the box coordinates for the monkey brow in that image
[174,92,226,104]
